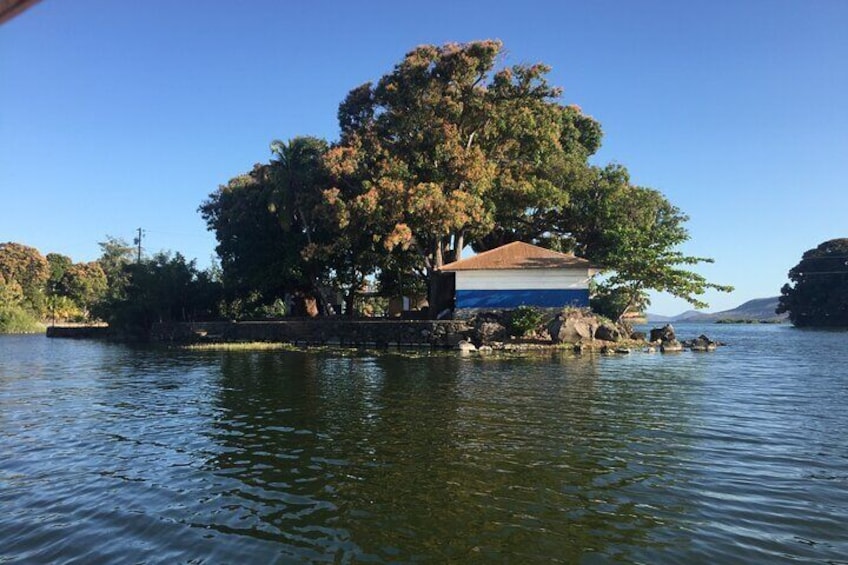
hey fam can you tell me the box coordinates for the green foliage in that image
[1,265,42,332]
[324,41,728,316]
[96,236,135,304]
[46,253,73,287]
[354,294,388,318]
[268,136,330,234]
[198,40,730,321]
[376,255,427,299]
[590,284,643,323]
[48,295,83,322]
[0,242,50,316]
[0,272,24,305]
[0,241,123,327]
[569,166,733,321]
[200,139,331,308]
[330,40,604,274]
[60,262,108,317]
[95,252,223,337]
[252,298,288,319]
[0,302,41,333]
[777,238,848,327]
[325,41,613,312]
[507,306,546,337]
[0,240,224,331]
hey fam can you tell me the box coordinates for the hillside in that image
[647,297,788,323]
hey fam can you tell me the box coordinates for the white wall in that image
[455,269,590,290]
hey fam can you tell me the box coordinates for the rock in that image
[614,347,631,354]
[595,322,622,342]
[477,345,493,354]
[688,334,718,351]
[548,313,597,344]
[464,312,509,345]
[445,332,466,347]
[660,339,684,352]
[644,346,657,353]
[456,339,477,352]
[650,324,676,343]
[630,330,646,341]
[475,320,508,345]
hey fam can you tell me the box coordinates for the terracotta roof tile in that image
[440,241,593,271]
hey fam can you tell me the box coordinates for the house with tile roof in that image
[439,241,598,311]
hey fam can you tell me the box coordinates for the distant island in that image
[647,297,788,324]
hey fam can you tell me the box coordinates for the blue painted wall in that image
[455,289,589,309]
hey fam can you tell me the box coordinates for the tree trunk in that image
[434,240,444,270]
[345,290,356,318]
[615,289,638,324]
[427,267,439,319]
[453,232,464,263]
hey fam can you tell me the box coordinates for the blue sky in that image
[2,0,846,315]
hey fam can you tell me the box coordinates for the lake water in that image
[1,324,847,563]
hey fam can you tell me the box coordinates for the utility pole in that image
[134,227,144,263]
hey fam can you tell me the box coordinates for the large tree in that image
[268,136,330,240]
[46,253,73,289]
[564,165,733,321]
[200,137,338,315]
[269,136,370,314]
[202,40,730,319]
[0,242,50,315]
[96,236,136,302]
[328,41,730,317]
[97,252,222,336]
[777,238,848,327]
[328,41,604,309]
[60,262,108,319]
[201,164,306,303]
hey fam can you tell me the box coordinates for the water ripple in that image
[1,329,848,562]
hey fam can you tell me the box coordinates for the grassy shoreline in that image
[180,341,300,351]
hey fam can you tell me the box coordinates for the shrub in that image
[507,306,545,337]
[0,304,42,333]
[253,298,288,319]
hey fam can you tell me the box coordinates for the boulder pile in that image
[452,312,725,354]
[648,324,722,352]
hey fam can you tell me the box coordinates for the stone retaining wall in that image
[150,319,473,348]
[46,326,111,339]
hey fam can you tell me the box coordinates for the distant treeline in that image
[0,239,221,335]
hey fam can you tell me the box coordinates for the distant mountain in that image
[645,309,702,323]
[647,297,788,324]
[645,312,674,323]
[672,310,706,321]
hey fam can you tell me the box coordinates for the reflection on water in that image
[1,326,847,563]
